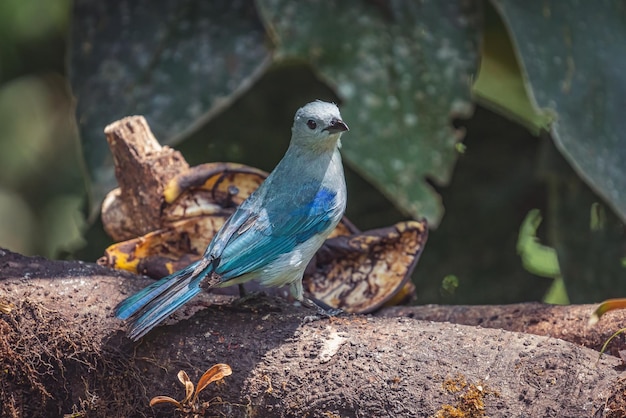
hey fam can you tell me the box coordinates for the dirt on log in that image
[1,248,625,418]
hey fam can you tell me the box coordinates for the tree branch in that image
[1,249,624,417]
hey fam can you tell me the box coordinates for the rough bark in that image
[379,304,626,358]
[101,116,189,241]
[1,248,625,418]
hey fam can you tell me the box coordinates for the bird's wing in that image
[211,186,342,280]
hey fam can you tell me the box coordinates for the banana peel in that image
[99,116,428,313]
[305,220,427,313]
[163,163,267,209]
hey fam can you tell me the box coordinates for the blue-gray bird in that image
[115,100,349,340]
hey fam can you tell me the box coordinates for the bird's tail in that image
[115,259,209,340]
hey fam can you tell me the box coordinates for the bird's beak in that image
[323,118,349,134]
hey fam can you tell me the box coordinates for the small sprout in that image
[441,275,459,296]
[150,363,232,415]
[597,328,626,361]
[149,395,183,410]
[590,202,606,231]
[194,364,232,400]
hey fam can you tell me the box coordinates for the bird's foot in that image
[300,297,344,323]
[233,288,266,306]
[238,284,247,298]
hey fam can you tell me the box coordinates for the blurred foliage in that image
[0,0,83,258]
[0,0,70,80]
[543,277,569,306]
[440,275,459,297]
[413,106,551,304]
[515,208,569,305]
[0,0,624,307]
[538,141,626,303]
[0,75,85,257]
[516,209,560,279]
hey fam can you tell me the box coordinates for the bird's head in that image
[291,100,349,149]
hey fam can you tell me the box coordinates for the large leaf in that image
[70,0,271,211]
[492,0,626,223]
[256,0,480,224]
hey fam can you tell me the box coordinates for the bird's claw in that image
[301,297,344,319]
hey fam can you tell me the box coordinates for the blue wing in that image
[115,185,341,340]
[212,187,341,279]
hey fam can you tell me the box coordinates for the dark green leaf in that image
[257,0,480,224]
[70,0,271,212]
[493,0,626,223]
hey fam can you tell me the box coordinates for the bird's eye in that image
[306,119,317,130]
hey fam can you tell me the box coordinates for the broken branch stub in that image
[102,116,190,240]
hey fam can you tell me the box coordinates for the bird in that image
[115,100,349,340]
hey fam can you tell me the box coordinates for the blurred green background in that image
[1,0,624,306]
[0,0,84,257]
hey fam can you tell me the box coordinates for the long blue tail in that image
[115,260,208,340]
